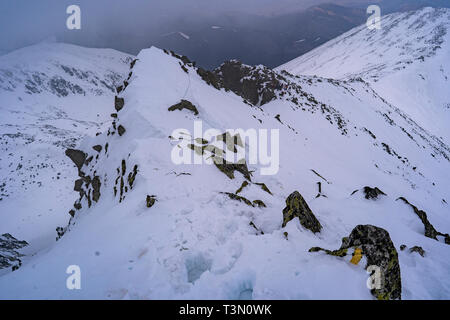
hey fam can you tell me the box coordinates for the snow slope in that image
[277,7,450,144]
[0,46,448,299]
[0,43,133,251]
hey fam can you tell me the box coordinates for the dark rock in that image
[118,125,126,136]
[400,244,407,251]
[92,176,101,202]
[363,186,386,200]
[56,226,66,240]
[92,145,102,153]
[249,221,264,235]
[275,114,282,123]
[255,182,272,195]
[309,225,402,300]
[127,165,138,189]
[409,246,425,257]
[213,158,252,181]
[115,96,125,112]
[146,195,156,208]
[235,181,249,194]
[111,113,118,118]
[65,149,87,171]
[85,155,93,166]
[168,100,199,115]
[221,192,253,207]
[397,197,448,243]
[74,178,83,192]
[121,159,126,176]
[282,191,322,233]
[253,200,266,208]
[197,68,220,89]
[0,233,28,271]
[74,201,82,210]
[213,60,283,106]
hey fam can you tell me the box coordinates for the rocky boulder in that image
[65,149,87,171]
[282,191,322,233]
[310,224,402,300]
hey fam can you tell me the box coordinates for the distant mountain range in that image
[278,7,450,144]
[54,1,450,69]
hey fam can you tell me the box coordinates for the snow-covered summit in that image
[0,45,448,299]
[277,7,450,144]
[0,42,133,247]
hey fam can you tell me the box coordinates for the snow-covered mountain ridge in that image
[0,41,448,299]
[0,43,133,248]
[277,7,450,144]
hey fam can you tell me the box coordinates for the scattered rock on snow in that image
[92,145,102,153]
[409,246,425,257]
[146,195,156,208]
[221,192,253,207]
[168,100,199,115]
[363,186,386,200]
[115,96,124,112]
[118,125,126,136]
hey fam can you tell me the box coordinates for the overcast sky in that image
[1,0,374,54]
[2,0,444,56]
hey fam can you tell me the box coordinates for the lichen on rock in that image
[221,192,253,207]
[146,195,156,208]
[282,191,322,233]
[213,157,252,181]
[309,224,402,300]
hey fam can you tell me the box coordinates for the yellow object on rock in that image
[350,247,363,265]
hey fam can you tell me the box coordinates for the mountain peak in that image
[277,7,450,144]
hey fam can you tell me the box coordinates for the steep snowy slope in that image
[0,47,448,299]
[0,43,133,250]
[277,7,450,144]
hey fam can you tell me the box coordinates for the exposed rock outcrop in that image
[146,195,156,208]
[213,60,284,106]
[309,224,402,300]
[397,197,449,244]
[65,149,87,171]
[363,186,386,200]
[118,125,126,136]
[282,191,322,233]
[115,96,124,112]
[213,158,252,181]
[168,100,199,115]
[409,246,425,257]
[0,233,28,271]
